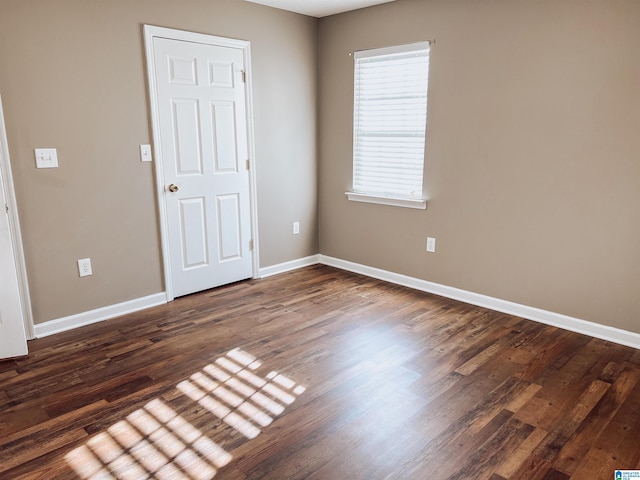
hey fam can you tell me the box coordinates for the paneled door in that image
[149,31,254,298]
[0,96,28,358]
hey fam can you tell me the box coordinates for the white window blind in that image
[352,42,430,204]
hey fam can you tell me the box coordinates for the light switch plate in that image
[426,237,436,253]
[35,148,58,168]
[140,144,152,162]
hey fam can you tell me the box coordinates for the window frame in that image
[346,41,431,210]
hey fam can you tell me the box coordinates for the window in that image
[347,42,430,209]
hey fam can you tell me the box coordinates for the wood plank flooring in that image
[1,265,640,479]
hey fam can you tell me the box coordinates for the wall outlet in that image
[293,221,300,235]
[78,258,92,277]
[426,237,436,253]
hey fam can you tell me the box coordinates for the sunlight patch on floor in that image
[65,348,306,479]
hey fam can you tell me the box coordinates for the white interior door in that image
[151,34,254,298]
[0,100,28,358]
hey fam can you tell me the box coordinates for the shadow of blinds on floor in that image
[65,348,306,479]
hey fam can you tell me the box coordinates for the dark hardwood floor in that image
[2,265,640,479]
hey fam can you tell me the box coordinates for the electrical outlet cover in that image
[78,258,92,277]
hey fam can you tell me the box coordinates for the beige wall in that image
[0,0,318,324]
[2,0,639,335]
[319,0,640,332]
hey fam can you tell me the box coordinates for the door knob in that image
[168,184,179,193]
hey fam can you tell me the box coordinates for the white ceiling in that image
[245,0,397,18]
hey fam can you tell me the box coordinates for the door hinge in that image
[242,70,247,83]
[246,159,250,170]
[4,203,7,213]
[249,239,254,251]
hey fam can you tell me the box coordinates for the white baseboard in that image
[319,255,640,350]
[34,292,167,338]
[31,255,640,351]
[259,254,321,278]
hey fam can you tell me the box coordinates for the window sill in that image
[345,192,427,210]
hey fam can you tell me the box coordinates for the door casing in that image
[0,94,34,340]
[144,25,260,301]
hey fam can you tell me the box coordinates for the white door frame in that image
[0,95,34,339]
[144,25,260,301]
